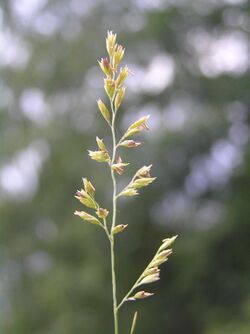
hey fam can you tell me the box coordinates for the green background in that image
[0,0,250,333]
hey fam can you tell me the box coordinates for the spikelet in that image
[74,210,101,226]
[97,99,110,124]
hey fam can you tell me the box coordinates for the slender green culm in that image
[130,311,138,334]
[74,31,178,334]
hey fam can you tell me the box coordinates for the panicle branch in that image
[117,164,156,198]
[117,235,178,309]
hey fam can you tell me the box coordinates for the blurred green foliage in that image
[0,0,250,333]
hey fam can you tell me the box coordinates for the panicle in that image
[74,31,179,318]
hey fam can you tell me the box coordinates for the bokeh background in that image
[1,0,250,333]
